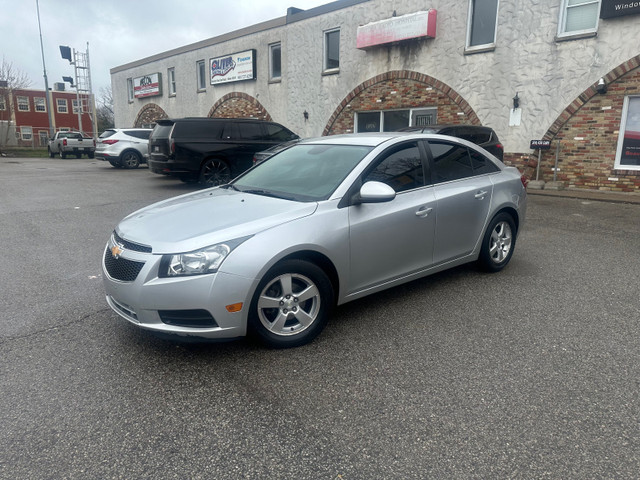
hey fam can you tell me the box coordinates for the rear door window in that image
[428,141,475,183]
[176,121,223,140]
[238,122,265,140]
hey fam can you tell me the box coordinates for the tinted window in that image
[454,127,492,144]
[151,123,174,140]
[469,149,500,175]
[429,141,474,183]
[265,124,297,142]
[222,122,239,140]
[175,121,223,140]
[363,143,424,193]
[238,122,264,140]
[124,130,151,140]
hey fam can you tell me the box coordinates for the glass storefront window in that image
[615,96,640,170]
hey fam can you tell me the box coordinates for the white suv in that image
[96,128,152,169]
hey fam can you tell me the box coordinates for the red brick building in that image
[0,87,94,147]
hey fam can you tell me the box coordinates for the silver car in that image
[103,132,527,348]
[96,128,152,169]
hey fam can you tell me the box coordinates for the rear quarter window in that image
[469,148,500,174]
[238,122,265,140]
[99,130,117,139]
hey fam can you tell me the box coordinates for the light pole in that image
[60,44,94,137]
[36,0,54,139]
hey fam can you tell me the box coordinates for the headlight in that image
[160,237,250,277]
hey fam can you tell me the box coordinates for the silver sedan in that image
[102,132,527,348]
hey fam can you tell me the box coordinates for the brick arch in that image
[526,54,640,192]
[208,92,272,120]
[133,103,168,127]
[324,70,481,136]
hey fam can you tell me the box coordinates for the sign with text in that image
[600,0,640,18]
[210,50,256,85]
[357,10,437,50]
[530,139,551,150]
[133,73,161,98]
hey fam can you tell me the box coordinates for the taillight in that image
[102,139,119,145]
[521,174,529,188]
[63,138,67,146]
[496,143,504,151]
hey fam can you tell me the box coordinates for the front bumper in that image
[102,241,254,340]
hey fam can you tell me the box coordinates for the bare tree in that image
[96,86,114,133]
[0,56,32,152]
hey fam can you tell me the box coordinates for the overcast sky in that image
[0,0,329,97]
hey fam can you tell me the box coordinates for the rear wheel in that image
[199,158,231,187]
[478,212,516,272]
[249,260,334,348]
[121,151,141,169]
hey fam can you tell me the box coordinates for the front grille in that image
[113,231,152,253]
[158,309,218,328]
[104,248,145,282]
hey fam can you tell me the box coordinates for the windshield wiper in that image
[220,183,240,191]
[240,189,296,201]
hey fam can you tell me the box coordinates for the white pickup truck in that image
[48,131,96,159]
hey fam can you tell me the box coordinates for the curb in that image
[527,188,640,205]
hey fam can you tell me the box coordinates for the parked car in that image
[96,128,153,169]
[103,132,527,348]
[399,124,504,160]
[147,117,299,185]
[48,131,95,159]
[252,139,301,165]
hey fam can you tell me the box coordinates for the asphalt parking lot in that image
[1,157,639,479]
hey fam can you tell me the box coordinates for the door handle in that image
[475,190,488,200]
[415,207,433,218]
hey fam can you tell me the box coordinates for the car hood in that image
[116,188,317,254]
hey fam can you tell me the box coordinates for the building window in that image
[614,95,640,171]
[38,130,49,146]
[34,97,46,112]
[72,99,82,114]
[323,29,340,72]
[197,60,206,91]
[355,108,437,132]
[17,96,29,112]
[20,126,33,141]
[558,0,601,38]
[466,0,499,51]
[57,98,68,113]
[269,43,282,81]
[0,95,6,110]
[168,67,176,96]
[127,78,134,102]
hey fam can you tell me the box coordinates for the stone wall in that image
[208,93,271,120]
[134,104,168,128]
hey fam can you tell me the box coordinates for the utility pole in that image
[36,0,54,139]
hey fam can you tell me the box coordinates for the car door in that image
[347,141,436,293]
[426,140,494,264]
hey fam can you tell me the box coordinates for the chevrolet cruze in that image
[103,132,527,348]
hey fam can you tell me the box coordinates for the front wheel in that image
[248,260,334,348]
[199,158,231,187]
[478,212,517,272]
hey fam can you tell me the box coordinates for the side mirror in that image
[358,181,396,203]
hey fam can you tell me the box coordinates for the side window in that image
[269,43,281,81]
[167,67,176,96]
[196,60,206,91]
[558,0,601,38]
[363,143,424,193]
[429,141,475,183]
[469,148,500,175]
[466,0,499,50]
[239,122,264,140]
[265,124,296,141]
[222,122,239,140]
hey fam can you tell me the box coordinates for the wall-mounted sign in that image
[600,0,640,19]
[356,10,437,50]
[210,49,256,85]
[133,73,161,98]
[530,139,551,150]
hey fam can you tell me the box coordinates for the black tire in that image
[121,151,141,169]
[248,260,334,348]
[199,158,231,187]
[478,212,517,273]
[48,148,54,158]
[108,160,121,168]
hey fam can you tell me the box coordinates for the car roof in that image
[399,124,492,132]
[299,132,414,147]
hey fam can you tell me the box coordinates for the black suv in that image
[148,118,299,185]
[399,124,504,160]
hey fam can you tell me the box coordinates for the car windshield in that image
[233,143,373,201]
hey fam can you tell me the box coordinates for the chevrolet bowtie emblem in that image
[111,244,124,259]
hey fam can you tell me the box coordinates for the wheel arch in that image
[493,206,520,235]
[276,250,340,305]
